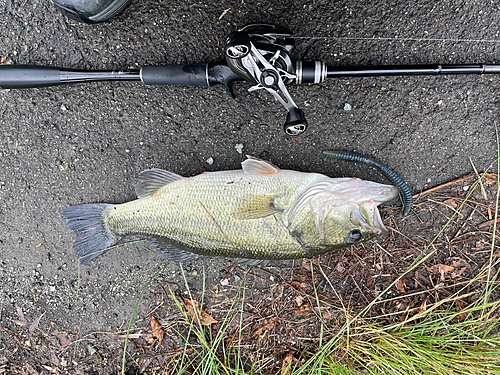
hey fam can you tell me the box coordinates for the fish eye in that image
[348,229,362,242]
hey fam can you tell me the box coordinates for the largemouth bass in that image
[62,156,398,265]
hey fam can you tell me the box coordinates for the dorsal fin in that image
[135,168,185,199]
[241,156,280,175]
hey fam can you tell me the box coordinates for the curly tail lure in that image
[323,150,412,216]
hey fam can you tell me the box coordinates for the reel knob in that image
[284,108,308,136]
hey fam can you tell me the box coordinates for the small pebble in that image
[343,103,352,111]
[206,157,213,165]
[235,144,244,154]
[220,278,229,286]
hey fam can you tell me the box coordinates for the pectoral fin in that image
[232,195,283,220]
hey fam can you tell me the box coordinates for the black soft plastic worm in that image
[323,150,412,217]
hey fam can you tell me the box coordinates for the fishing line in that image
[295,36,500,44]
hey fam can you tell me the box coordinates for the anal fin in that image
[147,236,201,262]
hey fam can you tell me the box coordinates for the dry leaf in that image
[335,262,345,274]
[418,299,428,312]
[25,364,39,375]
[15,304,27,326]
[430,264,455,281]
[450,258,470,278]
[295,295,304,307]
[483,173,498,184]
[395,275,405,293]
[294,301,312,316]
[290,281,302,289]
[29,313,44,333]
[182,297,217,326]
[1,57,6,64]
[144,333,155,344]
[281,353,294,375]
[51,330,72,348]
[50,352,60,367]
[254,316,278,338]
[150,316,164,344]
[321,309,334,320]
[366,273,373,287]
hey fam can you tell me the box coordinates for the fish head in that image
[288,177,398,250]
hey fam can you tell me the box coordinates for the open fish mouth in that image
[350,203,388,235]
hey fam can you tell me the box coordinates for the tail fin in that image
[61,203,120,264]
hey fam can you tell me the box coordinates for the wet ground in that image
[0,0,499,373]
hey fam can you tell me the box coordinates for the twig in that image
[412,173,478,198]
[198,200,238,251]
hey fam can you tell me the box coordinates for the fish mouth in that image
[350,202,388,235]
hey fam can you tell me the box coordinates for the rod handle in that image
[140,63,210,86]
[0,65,61,89]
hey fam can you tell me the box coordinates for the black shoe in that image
[52,0,133,23]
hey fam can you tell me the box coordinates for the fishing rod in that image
[1,23,500,136]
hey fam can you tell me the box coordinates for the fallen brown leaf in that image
[150,316,164,344]
[29,313,44,333]
[182,297,217,326]
[430,264,455,281]
[51,330,72,348]
[295,295,304,307]
[395,275,405,293]
[14,304,27,326]
[281,353,294,375]
[439,198,458,209]
[144,333,155,344]
[254,316,278,338]
[1,57,6,64]
[294,301,312,317]
[366,273,373,287]
[335,262,345,274]
[450,258,471,279]
[484,173,498,184]
[290,281,302,289]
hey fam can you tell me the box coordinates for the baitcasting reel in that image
[224,23,326,136]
